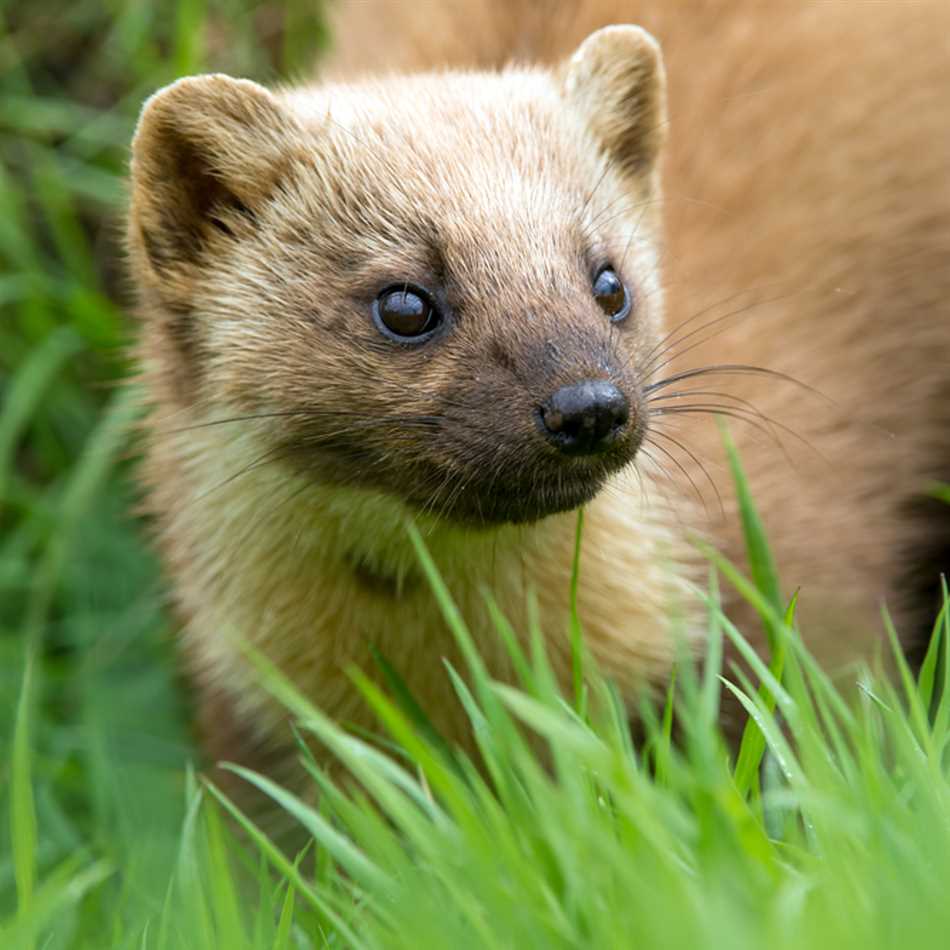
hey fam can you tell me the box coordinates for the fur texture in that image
[128,1,950,781]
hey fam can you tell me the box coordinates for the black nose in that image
[538,380,630,456]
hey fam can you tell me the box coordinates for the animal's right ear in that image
[129,75,303,278]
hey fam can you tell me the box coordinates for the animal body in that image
[127,1,950,781]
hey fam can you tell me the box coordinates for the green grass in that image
[2,3,950,948]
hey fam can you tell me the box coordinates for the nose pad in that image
[538,380,630,456]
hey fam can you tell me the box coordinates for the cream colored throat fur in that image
[162,409,695,747]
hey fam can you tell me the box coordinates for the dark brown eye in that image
[592,266,630,322]
[373,286,441,341]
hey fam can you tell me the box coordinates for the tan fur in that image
[128,1,950,779]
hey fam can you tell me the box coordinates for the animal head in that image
[129,26,667,525]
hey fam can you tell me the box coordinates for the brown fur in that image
[128,1,950,783]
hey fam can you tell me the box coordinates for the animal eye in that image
[592,266,630,322]
[373,285,441,341]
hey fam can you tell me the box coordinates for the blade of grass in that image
[717,424,792,794]
[720,421,784,634]
[202,798,245,950]
[369,644,457,767]
[918,579,949,721]
[11,654,38,945]
[482,591,535,692]
[273,878,297,950]
[932,577,950,738]
[881,606,935,759]
[700,568,724,734]
[222,764,386,892]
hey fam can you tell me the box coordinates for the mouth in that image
[481,477,606,524]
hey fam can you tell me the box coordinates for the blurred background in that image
[0,0,329,936]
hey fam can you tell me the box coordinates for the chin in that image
[413,476,607,528]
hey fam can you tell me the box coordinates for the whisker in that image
[159,409,443,437]
[589,196,666,243]
[644,364,826,401]
[617,200,656,274]
[193,444,293,503]
[649,404,821,465]
[637,279,795,375]
[159,409,396,435]
[641,436,710,517]
[652,404,779,442]
[641,287,810,381]
[650,386,773,409]
[645,427,724,517]
[625,456,648,511]
[155,409,317,435]
[648,386,788,447]
[634,447,692,531]
[581,189,632,241]
[579,158,617,222]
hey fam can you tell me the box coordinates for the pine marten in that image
[127,1,950,781]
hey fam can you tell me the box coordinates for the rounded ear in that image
[129,74,303,276]
[562,25,667,180]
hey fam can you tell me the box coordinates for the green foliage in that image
[2,4,950,948]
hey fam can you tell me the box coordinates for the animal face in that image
[130,28,667,525]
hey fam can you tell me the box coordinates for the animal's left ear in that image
[562,25,667,179]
